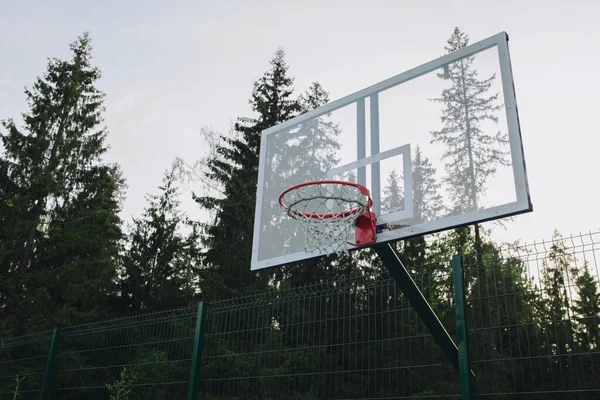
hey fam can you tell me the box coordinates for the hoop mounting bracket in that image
[352,211,377,246]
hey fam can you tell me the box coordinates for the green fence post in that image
[452,254,477,399]
[39,327,61,400]
[187,302,207,400]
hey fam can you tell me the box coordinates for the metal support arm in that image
[373,243,475,382]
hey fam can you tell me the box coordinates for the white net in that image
[280,182,370,255]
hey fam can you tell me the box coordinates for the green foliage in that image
[410,146,445,223]
[431,27,508,213]
[193,48,303,299]
[573,262,600,349]
[276,82,364,286]
[11,375,24,400]
[268,81,340,264]
[382,146,445,272]
[0,32,124,334]
[35,164,124,326]
[382,146,445,225]
[106,367,136,400]
[540,231,577,356]
[428,26,512,363]
[126,349,170,400]
[292,81,341,183]
[121,168,197,312]
[3,234,600,399]
[382,169,403,214]
[2,29,600,400]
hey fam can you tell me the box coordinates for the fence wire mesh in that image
[465,231,600,399]
[200,272,452,399]
[0,230,599,399]
[0,331,53,399]
[51,306,198,399]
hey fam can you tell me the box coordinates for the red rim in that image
[279,180,372,220]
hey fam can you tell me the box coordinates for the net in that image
[279,181,372,255]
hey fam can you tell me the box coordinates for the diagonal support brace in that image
[373,243,475,381]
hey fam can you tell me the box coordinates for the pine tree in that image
[274,83,363,286]
[260,81,341,262]
[195,48,301,299]
[35,165,125,326]
[572,261,600,388]
[411,146,445,224]
[121,169,196,312]
[539,231,580,389]
[0,33,122,333]
[380,147,444,268]
[0,158,19,326]
[396,146,445,273]
[381,169,403,214]
[430,27,510,352]
[293,81,341,182]
[380,146,445,228]
[541,232,575,353]
[430,27,509,212]
[573,262,600,349]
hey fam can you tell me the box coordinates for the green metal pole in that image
[39,327,61,400]
[452,254,477,399]
[374,243,475,381]
[187,302,207,400]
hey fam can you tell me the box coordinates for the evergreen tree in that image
[572,260,600,389]
[36,165,125,326]
[0,158,19,327]
[411,146,445,224]
[573,262,600,349]
[430,27,509,349]
[0,33,123,333]
[261,81,341,262]
[539,231,580,389]
[381,169,403,214]
[540,231,576,355]
[277,83,363,286]
[195,48,301,299]
[430,27,509,212]
[121,169,197,312]
[292,81,341,183]
[427,226,477,306]
[380,147,445,269]
[393,146,446,272]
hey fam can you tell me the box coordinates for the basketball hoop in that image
[279,180,377,255]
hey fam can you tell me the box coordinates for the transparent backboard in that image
[252,32,531,270]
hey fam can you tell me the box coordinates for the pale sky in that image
[1,0,599,247]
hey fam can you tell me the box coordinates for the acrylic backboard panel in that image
[251,32,531,271]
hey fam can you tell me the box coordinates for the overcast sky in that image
[1,0,599,247]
